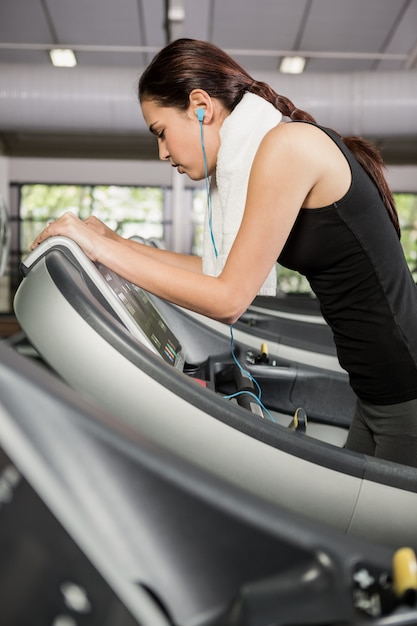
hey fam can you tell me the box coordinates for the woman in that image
[31,38,417,467]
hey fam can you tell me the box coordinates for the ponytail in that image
[247,78,316,123]
[340,135,399,237]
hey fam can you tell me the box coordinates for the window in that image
[19,184,165,256]
[0,183,166,316]
[396,193,417,281]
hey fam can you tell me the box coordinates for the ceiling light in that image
[280,56,306,74]
[49,48,77,67]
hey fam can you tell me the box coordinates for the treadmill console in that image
[95,262,184,370]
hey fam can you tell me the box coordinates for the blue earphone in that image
[197,106,218,258]
[196,107,205,123]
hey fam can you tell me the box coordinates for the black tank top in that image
[279,124,417,404]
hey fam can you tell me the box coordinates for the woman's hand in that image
[30,211,106,261]
[83,215,119,240]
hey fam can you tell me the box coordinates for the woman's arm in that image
[34,214,203,274]
[31,124,341,323]
[108,235,203,273]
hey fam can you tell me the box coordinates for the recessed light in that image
[280,56,306,74]
[49,48,77,67]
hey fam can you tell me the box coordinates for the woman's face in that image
[141,99,218,181]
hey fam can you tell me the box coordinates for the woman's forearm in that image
[118,237,203,273]
[95,236,241,323]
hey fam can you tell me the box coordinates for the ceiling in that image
[0,0,417,162]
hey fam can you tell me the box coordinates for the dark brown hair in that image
[139,38,399,236]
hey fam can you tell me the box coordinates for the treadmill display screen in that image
[95,263,183,369]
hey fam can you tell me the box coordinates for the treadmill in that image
[12,236,417,552]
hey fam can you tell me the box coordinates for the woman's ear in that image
[189,89,213,122]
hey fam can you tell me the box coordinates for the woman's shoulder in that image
[265,120,347,165]
[259,120,335,165]
[269,119,330,141]
[255,120,352,207]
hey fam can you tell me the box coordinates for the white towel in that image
[202,92,282,296]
